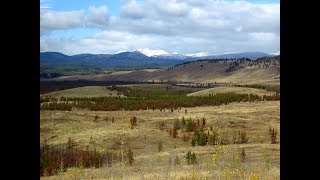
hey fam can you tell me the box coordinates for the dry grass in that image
[40,100,279,179]
[45,60,280,86]
[187,86,276,97]
[42,86,123,98]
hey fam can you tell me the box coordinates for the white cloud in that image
[40,0,280,54]
[40,10,84,35]
[40,6,111,35]
[85,6,110,28]
[40,0,52,9]
[120,0,144,19]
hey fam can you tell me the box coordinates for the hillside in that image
[41,101,280,179]
[53,56,280,86]
[41,86,123,98]
[187,86,276,97]
[40,51,274,76]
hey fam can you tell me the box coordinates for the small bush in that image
[186,151,197,165]
[240,131,248,143]
[208,130,219,145]
[191,129,208,146]
[181,117,186,128]
[269,127,278,144]
[130,116,137,129]
[127,149,134,165]
[201,118,206,128]
[185,118,196,132]
[111,117,114,123]
[174,156,180,165]
[158,141,163,152]
[172,127,178,138]
[220,132,230,145]
[174,119,181,130]
[159,121,165,130]
[240,149,246,163]
[233,130,248,144]
[104,116,109,122]
[182,133,191,142]
[93,115,99,122]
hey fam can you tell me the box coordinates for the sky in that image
[40,0,280,55]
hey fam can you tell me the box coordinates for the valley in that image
[40,55,280,179]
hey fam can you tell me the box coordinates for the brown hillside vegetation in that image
[48,57,280,86]
[41,101,279,179]
[187,86,276,97]
[42,86,124,98]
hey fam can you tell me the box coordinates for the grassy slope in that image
[41,101,279,179]
[47,60,280,86]
[42,86,122,98]
[187,86,276,97]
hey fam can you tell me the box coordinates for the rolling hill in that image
[40,51,274,71]
[48,56,280,85]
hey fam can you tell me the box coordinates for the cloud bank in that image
[40,0,280,55]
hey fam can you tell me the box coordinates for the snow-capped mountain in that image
[138,48,190,59]
[186,52,209,57]
[138,48,169,57]
[269,51,280,55]
[41,50,276,71]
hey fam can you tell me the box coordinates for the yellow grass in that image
[42,86,123,98]
[41,101,279,179]
[187,86,276,96]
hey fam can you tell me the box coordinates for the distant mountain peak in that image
[186,52,208,57]
[138,48,169,57]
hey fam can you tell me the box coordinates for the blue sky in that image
[40,0,280,55]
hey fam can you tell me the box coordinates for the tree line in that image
[41,93,280,111]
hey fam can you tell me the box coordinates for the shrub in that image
[185,118,196,132]
[233,130,248,144]
[158,141,163,152]
[220,132,230,145]
[191,129,208,146]
[172,127,178,138]
[174,156,181,165]
[130,116,137,129]
[269,127,278,144]
[159,121,165,130]
[174,119,181,130]
[240,131,248,143]
[181,117,186,128]
[240,149,246,163]
[182,133,191,142]
[208,130,219,145]
[93,115,99,122]
[104,116,109,122]
[186,151,197,164]
[111,117,114,123]
[201,118,206,128]
[127,149,134,165]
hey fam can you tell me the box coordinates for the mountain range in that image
[40,50,276,69]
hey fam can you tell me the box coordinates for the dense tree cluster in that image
[41,92,280,111]
[40,138,120,176]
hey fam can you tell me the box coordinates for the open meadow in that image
[40,83,279,179]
